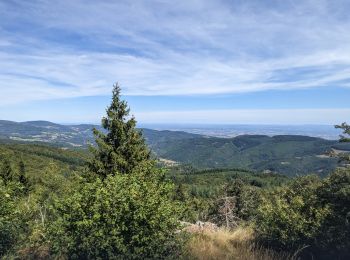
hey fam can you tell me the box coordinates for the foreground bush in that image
[48,164,183,259]
[255,175,329,251]
[255,170,350,258]
[0,181,20,256]
[316,169,350,257]
[0,179,28,257]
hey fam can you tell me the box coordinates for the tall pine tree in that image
[88,83,151,178]
[50,84,182,258]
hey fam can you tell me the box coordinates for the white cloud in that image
[0,0,350,104]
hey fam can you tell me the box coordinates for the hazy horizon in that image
[0,119,342,140]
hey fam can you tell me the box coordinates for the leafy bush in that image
[316,169,350,257]
[255,175,330,251]
[0,180,24,256]
[48,163,183,259]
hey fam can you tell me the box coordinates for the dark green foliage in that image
[169,167,288,199]
[1,159,13,184]
[151,134,339,176]
[333,122,350,165]
[335,122,350,142]
[49,163,182,259]
[255,171,350,258]
[88,83,151,178]
[255,175,329,251]
[18,160,29,191]
[223,178,261,221]
[209,179,261,228]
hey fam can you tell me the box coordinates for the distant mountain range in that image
[1,120,349,176]
[141,124,342,140]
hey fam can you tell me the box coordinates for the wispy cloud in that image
[1,0,350,105]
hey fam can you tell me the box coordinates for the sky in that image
[0,0,349,124]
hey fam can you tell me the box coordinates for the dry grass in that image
[183,226,294,260]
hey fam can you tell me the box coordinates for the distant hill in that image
[1,120,349,176]
[0,120,102,147]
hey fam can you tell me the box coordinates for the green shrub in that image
[316,169,350,257]
[0,180,23,256]
[255,175,329,251]
[48,163,183,259]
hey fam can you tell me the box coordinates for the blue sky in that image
[0,0,349,124]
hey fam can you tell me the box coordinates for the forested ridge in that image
[1,84,349,259]
[2,120,350,176]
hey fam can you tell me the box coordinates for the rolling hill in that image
[1,120,349,176]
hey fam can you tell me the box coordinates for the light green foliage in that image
[255,175,330,251]
[316,169,350,256]
[88,83,151,178]
[0,178,29,257]
[11,162,80,258]
[49,163,182,259]
[0,180,20,255]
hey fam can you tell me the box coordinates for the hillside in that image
[1,120,349,176]
[153,134,349,176]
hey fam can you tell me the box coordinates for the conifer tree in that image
[18,161,29,191]
[50,83,182,258]
[88,83,151,178]
[334,122,350,164]
[1,159,13,185]
[335,122,350,142]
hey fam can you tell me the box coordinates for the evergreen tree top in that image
[88,83,151,178]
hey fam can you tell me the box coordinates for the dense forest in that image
[1,84,349,259]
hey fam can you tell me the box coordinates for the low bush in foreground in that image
[48,164,183,259]
[255,169,350,259]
